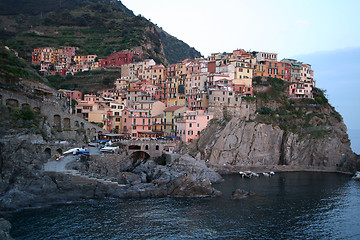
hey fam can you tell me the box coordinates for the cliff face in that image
[189,118,359,172]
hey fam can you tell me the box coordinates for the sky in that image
[121,0,360,153]
[121,0,360,59]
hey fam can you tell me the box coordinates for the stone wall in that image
[0,88,106,141]
[208,98,256,120]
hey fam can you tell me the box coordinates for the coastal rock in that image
[0,218,13,240]
[167,174,222,197]
[117,172,142,185]
[190,118,359,173]
[169,154,223,183]
[231,189,255,200]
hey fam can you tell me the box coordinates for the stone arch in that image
[44,148,52,160]
[156,145,159,150]
[63,118,71,129]
[6,98,19,108]
[80,122,84,129]
[129,145,141,150]
[130,151,150,160]
[145,145,149,150]
[21,103,30,109]
[56,148,63,155]
[54,115,61,130]
[75,121,79,127]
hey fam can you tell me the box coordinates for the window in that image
[116,118,121,122]
[189,123,192,128]
[197,123,200,128]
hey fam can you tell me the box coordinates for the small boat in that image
[242,171,259,178]
[252,172,259,177]
[262,172,270,177]
[352,171,360,181]
[269,171,275,176]
[64,148,87,155]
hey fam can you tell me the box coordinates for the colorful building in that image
[176,110,213,143]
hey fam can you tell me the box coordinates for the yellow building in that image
[163,105,188,136]
[152,113,165,134]
[110,102,125,131]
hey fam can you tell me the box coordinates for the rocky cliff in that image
[186,79,359,173]
[188,118,359,173]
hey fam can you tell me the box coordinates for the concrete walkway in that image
[44,155,78,173]
[43,153,126,187]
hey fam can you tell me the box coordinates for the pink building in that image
[121,100,166,138]
[62,46,77,57]
[60,89,83,101]
[289,82,313,98]
[121,108,153,138]
[176,110,213,143]
[233,84,253,97]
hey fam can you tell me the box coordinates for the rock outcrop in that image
[0,218,13,240]
[0,130,223,210]
[188,118,359,173]
[231,189,255,200]
[76,153,223,198]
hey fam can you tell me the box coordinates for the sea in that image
[7,172,360,239]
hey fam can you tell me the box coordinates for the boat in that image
[63,147,87,155]
[262,172,270,177]
[100,146,119,153]
[352,171,360,181]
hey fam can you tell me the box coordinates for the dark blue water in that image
[8,172,360,239]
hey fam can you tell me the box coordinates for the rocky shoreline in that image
[206,163,353,175]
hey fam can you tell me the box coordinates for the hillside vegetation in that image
[0,0,201,64]
[253,77,344,138]
[47,70,119,93]
[0,44,45,85]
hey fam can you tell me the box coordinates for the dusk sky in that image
[121,0,360,153]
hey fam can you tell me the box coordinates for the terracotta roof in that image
[164,105,185,112]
